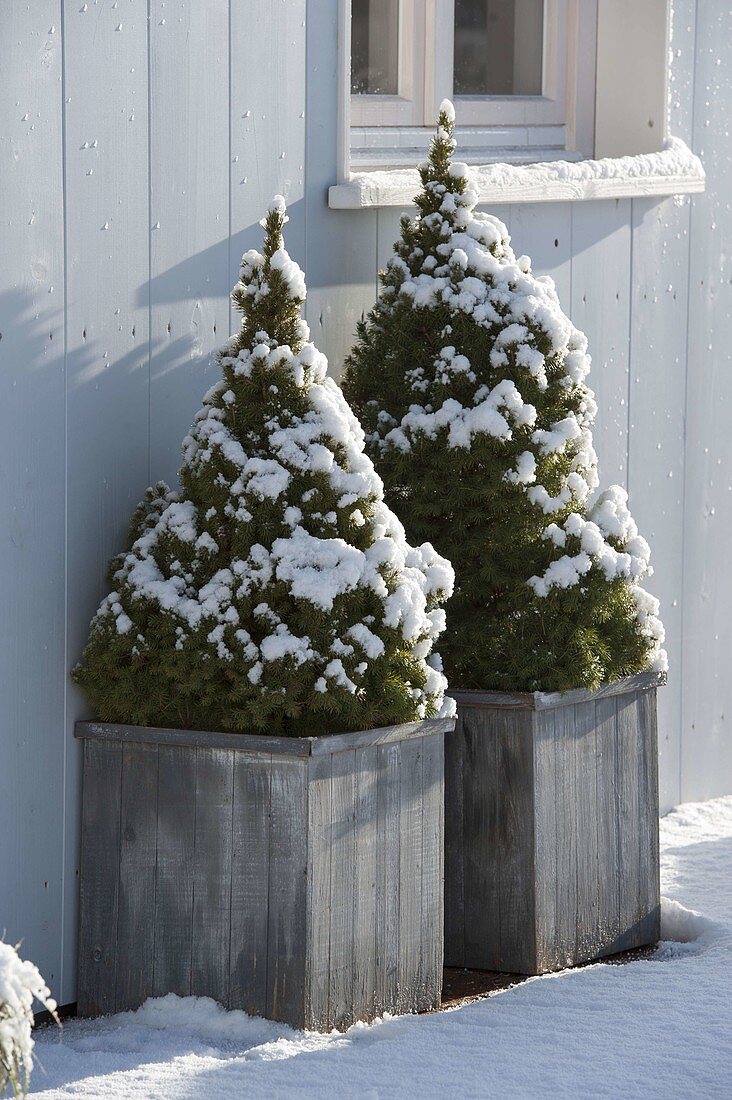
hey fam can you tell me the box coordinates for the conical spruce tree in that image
[74,197,454,735]
[342,103,666,693]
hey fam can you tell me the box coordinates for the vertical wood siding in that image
[681,2,732,799]
[0,0,66,1002]
[0,0,730,1004]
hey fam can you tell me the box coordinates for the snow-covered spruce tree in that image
[342,103,666,693]
[0,941,58,1097]
[74,198,454,735]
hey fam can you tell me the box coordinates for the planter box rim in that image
[449,669,666,711]
[74,714,455,757]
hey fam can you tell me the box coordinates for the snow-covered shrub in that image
[0,941,58,1097]
[343,102,666,693]
[74,198,454,734]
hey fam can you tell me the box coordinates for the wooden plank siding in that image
[305,0,377,379]
[75,719,446,1030]
[0,0,66,1000]
[681,2,732,798]
[569,200,631,487]
[61,0,153,1010]
[148,0,230,488]
[2,0,731,1008]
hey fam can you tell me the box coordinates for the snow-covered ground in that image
[29,797,732,1099]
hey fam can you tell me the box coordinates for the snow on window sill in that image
[328,138,705,209]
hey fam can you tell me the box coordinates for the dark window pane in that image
[454,0,544,96]
[351,0,399,95]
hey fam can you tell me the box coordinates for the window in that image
[348,0,586,165]
[333,1,705,207]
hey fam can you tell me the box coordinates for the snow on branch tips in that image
[0,941,59,1097]
[74,196,455,735]
[343,105,666,693]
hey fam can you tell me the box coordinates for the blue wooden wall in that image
[0,0,730,1005]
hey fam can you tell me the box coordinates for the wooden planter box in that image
[75,715,452,1031]
[444,671,664,974]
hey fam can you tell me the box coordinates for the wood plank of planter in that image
[534,709,560,971]
[154,744,196,998]
[75,721,310,758]
[375,741,401,1015]
[553,705,578,971]
[309,716,455,755]
[443,716,466,967]
[305,752,332,1030]
[462,706,501,971]
[497,709,536,973]
[116,742,158,1012]
[615,692,642,954]
[191,749,234,1004]
[77,739,123,1017]
[637,689,662,945]
[76,716,453,755]
[266,758,308,1025]
[451,670,666,712]
[574,700,601,963]
[329,749,357,1029]
[353,745,378,1023]
[535,671,665,709]
[596,694,622,953]
[398,737,423,1014]
[420,731,445,1011]
[229,753,271,1014]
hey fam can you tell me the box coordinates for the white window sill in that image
[328,138,705,209]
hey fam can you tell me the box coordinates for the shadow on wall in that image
[0,286,72,584]
[0,286,65,376]
[135,200,307,309]
[0,287,88,998]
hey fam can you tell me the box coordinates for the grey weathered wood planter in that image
[75,714,452,1030]
[444,671,664,974]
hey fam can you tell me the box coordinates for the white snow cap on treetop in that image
[439,98,456,122]
[258,194,288,231]
[269,249,307,302]
[240,200,307,304]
